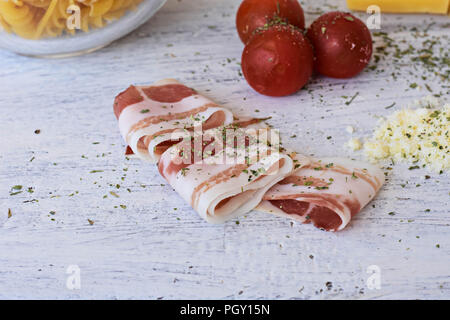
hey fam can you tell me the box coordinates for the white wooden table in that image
[0,0,448,300]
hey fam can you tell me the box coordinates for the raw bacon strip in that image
[114,79,234,163]
[158,122,296,223]
[257,156,384,231]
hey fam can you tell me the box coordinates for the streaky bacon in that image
[114,79,234,163]
[157,121,296,223]
[113,80,384,231]
[257,156,384,231]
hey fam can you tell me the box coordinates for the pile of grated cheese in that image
[364,97,449,172]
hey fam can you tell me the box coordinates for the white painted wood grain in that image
[0,0,448,300]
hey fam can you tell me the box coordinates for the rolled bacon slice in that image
[114,79,234,163]
[157,122,296,223]
[257,156,384,231]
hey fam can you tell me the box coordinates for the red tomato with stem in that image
[241,24,314,97]
[236,0,305,44]
[306,11,373,78]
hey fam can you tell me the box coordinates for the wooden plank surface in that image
[0,0,448,299]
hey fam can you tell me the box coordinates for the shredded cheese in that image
[346,125,355,134]
[364,98,449,172]
[346,138,363,151]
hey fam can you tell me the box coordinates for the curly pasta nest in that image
[0,0,143,39]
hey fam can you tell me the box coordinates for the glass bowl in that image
[0,0,167,58]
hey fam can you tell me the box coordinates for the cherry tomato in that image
[241,24,314,97]
[306,11,372,78]
[236,0,305,44]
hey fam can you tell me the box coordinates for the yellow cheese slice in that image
[347,0,449,14]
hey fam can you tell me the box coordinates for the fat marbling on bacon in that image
[114,79,234,163]
[257,155,385,231]
[113,79,384,230]
[157,121,296,223]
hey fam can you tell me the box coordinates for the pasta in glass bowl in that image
[0,0,167,57]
